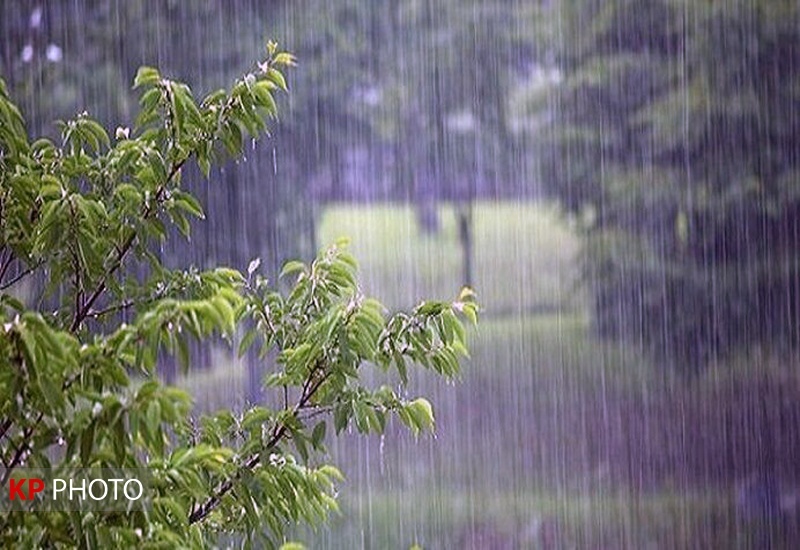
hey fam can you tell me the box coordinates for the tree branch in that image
[69,159,186,332]
[0,261,43,291]
[1,159,186,485]
[85,298,138,319]
[0,418,12,441]
[188,366,330,525]
[297,405,333,423]
[0,418,38,488]
[0,246,13,283]
[85,284,170,320]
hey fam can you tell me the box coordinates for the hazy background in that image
[3,1,800,547]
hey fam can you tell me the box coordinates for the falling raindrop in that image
[379,434,385,476]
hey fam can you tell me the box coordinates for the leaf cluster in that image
[0,43,476,548]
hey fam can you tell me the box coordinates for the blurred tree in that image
[391,1,519,286]
[264,0,539,286]
[536,0,800,368]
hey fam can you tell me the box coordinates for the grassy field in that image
[181,201,779,548]
[317,201,583,314]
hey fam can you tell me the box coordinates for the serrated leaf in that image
[273,52,297,66]
[405,398,434,434]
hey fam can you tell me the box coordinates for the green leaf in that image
[333,403,350,434]
[394,351,409,385]
[311,421,327,449]
[294,434,309,462]
[1,294,25,312]
[241,407,272,431]
[280,260,306,279]
[174,191,205,219]
[81,421,96,465]
[266,68,288,92]
[273,52,297,67]
[254,81,279,113]
[238,328,258,357]
[403,398,435,435]
[134,66,161,88]
[83,118,110,149]
[460,302,478,325]
[197,153,211,178]
[176,334,190,372]
[137,380,159,403]
[38,375,66,413]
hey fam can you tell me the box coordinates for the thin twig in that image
[0,246,13,283]
[0,418,39,488]
[85,299,138,319]
[297,405,333,422]
[0,418,12,441]
[0,261,43,291]
[85,287,168,320]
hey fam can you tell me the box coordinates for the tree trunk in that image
[457,202,474,288]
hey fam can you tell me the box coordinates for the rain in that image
[2,0,799,547]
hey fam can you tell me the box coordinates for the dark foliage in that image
[542,0,800,369]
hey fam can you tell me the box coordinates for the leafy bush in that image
[0,42,476,548]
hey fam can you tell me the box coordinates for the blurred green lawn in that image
[318,201,583,314]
